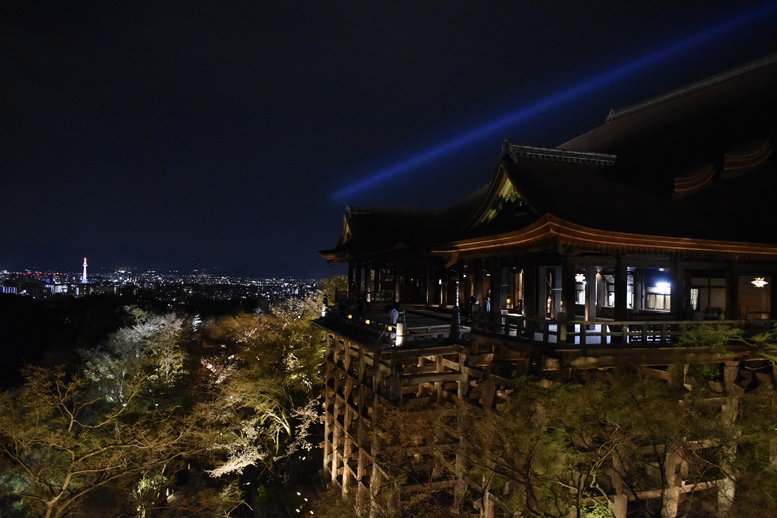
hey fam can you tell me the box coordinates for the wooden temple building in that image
[315,53,777,517]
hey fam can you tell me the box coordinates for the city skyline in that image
[2,2,777,279]
[1,260,318,281]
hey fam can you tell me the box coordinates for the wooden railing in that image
[470,311,776,347]
[319,306,775,348]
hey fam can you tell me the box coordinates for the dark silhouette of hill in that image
[0,293,127,388]
[0,291,264,389]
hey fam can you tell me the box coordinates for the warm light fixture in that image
[575,273,585,283]
[752,277,768,288]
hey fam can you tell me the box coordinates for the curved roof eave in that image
[431,214,777,261]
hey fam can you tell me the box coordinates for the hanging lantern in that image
[752,277,768,288]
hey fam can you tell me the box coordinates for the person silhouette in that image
[389,302,399,325]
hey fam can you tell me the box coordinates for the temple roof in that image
[321,53,777,264]
[559,52,777,194]
[319,205,443,263]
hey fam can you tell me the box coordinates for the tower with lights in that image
[81,257,88,283]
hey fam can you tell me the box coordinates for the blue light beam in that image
[333,1,777,201]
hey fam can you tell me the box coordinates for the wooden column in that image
[474,268,485,307]
[442,269,450,307]
[551,266,562,320]
[771,272,777,320]
[394,264,401,303]
[425,266,433,306]
[523,264,544,336]
[562,257,577,319]
[364,267,372,303]
[586,265,597,321]
[614,258,628,322]
[355,264,363,300]
[493,262,508,312]
[524,264,537,319]
[538,266,548,319]
[452,270,461,309]
[670,261,685,318]
[726,264,738,320]
[562,258,578,343]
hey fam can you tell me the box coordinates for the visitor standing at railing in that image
[389,302,399,325]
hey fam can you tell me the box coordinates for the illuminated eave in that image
[431,214,777,260]
[319,250,343,263]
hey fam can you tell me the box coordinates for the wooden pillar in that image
[342,404,353,492]
[485,259,499,312]
[355,264,363,300]
[585,265,597,321]
[726,264,738,320]
[472,269,480,304]
[670,262,685,318]
[562,257,578,343]
[524,264,537,319]
[519,265,536,338]
[551,266,562,320]
[461,266,471,303]
[614,258,628,322]
[441,269,450,307]
[538,266,549,319]
[394,264,401,303]
[452,270,461,309]
[364,267,372,303]
[633,268,644,311]
[331,398,342,484]
[562,257,577,319]
[596,268,607,309]
[497,262,509,312]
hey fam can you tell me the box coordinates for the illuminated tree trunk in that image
[717,397,739,517]
[662,447,681,518]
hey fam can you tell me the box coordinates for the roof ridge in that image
[346,205,438,216]
[607,52,777,122]
[501,141,617,166]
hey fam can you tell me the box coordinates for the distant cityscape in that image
[0,260,320,306]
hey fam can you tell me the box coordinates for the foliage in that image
[750,323,777,366]
[0,365,237,518]
[676,323,746,349]
[196,297,324,481]
[0,294,325,517]
[321,275,348,301]
[78,312,189,404]
[352,365,777,518]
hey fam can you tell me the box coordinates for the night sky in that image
[2,1,777,280]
